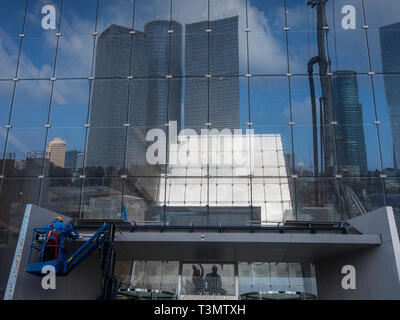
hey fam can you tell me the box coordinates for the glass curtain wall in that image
[113,260,317,299]
[1,0,400,295]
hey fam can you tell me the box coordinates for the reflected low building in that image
[157,133,293,224]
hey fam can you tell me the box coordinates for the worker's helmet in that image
[55,216,63,222]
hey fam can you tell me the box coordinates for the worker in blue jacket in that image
[42,217,77,261]
[43,217,67,234]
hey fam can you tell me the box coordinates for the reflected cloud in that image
[0,127,30,155]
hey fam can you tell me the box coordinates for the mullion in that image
[38,0,65,205]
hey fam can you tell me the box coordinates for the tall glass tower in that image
[184,16,240,133]
[144,20,183,130]
[332,71,368,176]
[87,21,183,171]
[380,22,400,169]
[86,25,149,170]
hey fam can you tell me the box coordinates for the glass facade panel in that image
[39,177,82,219]
[4,128,47,177]
[384,178,400,229]
[181,263,235,296]
[0,1,26,79]
[0,82,14,166]
[373,74,400,175]
[49,80,90,126]
[251,77,290,125]
[364,0,400,73]
[209,0,247,76]
[18,0,61,79]
[340,177,385,218]
[0,81,13,124]
[248,2,287,75]
[129,261,179,294]
[11,80,52,128]
[294,177,341,221]
[54,0,97,78]
[81,177,123,219]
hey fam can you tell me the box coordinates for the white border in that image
[4,204,32,300]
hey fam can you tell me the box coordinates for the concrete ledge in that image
[109,231,380,263]
[316,207,400,299]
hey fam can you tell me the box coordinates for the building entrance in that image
[115,260,318,300]
[179,263,236,299]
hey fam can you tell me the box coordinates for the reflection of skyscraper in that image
[86,25,149,169]
[65,150,78,169]
[47,138,66,168]
[380,22,400,169]
[87,22,183,170]
[332,71,367,176]
[65,150,84,170]
[145,20,182,130]
[184,16,240,132]
[76,152,84,170]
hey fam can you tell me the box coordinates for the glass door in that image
[179,263,236,298]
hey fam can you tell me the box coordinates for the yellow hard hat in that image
[55,216,63,222]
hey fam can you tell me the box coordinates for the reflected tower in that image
[184,16,240,133]
[144,20,183,130]
[332,71,368,176]
[380,22,400,169]
[86,25,149,169]
[87,21,183,171]
[46,138,66,168]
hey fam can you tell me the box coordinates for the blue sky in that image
[0,0,399,172]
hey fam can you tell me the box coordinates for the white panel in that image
[160,134,290,222]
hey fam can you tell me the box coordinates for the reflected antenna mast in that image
[307,0,339,205]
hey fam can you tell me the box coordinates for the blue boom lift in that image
[26,222,119,300]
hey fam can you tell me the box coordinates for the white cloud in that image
[282,96,314,125]
[0,29,19,78]
[0,127,30,155]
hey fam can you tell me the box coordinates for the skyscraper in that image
[332,71,367,176]
[65,150,84,170]
[86,25,149,169]
[65,150,79,169]
[380,22,400,169]
[47,138,66,168]
[144,20,183,130]
[86,22,183,171]
[184,16,240,133]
